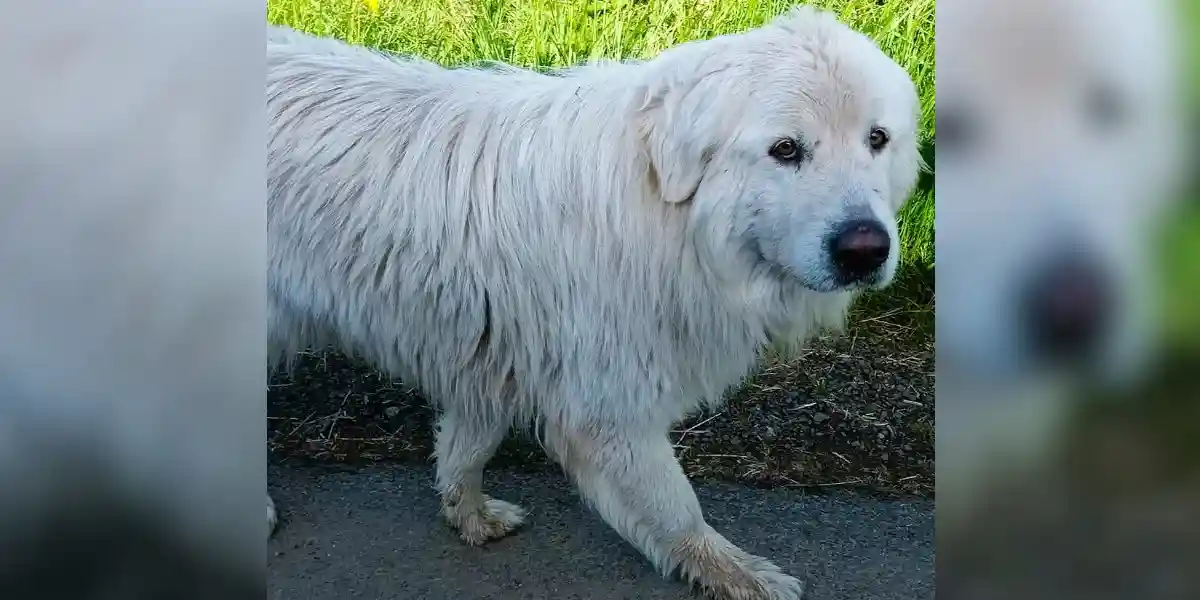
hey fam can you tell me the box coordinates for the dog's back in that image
[267,28,490,389]
[265,27,690,419]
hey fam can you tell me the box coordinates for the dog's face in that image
[641,7,922,294]
[936,0,1185,386]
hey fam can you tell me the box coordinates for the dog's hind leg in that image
[544,421,805,600]
[435,406,526,545]
[265,297,320,539]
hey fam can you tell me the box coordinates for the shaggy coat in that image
[267,6,920,599]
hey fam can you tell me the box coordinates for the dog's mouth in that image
[854,270,891,291]
[745,238,851,293]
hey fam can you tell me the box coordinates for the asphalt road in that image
[268,463,933,600]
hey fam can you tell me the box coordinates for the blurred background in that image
[0,1,264,598]
[936,0,1199,598]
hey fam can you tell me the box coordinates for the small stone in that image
[813,412,830,423]
[384,406,401,419]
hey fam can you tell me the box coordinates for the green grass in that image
[267,0,937,269]
[1160,9,1200,344]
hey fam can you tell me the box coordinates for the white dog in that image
[936,0,1186,526]
[266,6,921,599]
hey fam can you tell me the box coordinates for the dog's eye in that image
[769,138,803,162]
[868,127,890,152]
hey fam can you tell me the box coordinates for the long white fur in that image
[267,6,920,599]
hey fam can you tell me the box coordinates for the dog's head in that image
[936,0,1186,386]
[637,6,923,295]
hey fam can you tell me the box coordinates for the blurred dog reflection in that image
[936,0,1187,518]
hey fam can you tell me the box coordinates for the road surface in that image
[268,463,932,599]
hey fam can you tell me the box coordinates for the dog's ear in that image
[637,75,717,205]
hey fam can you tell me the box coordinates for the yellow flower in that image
[363,0,379,14]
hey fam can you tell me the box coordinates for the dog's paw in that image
[738,563,805,600]
[674,533,804,600]
[445,496,527,546]
[699,556,804,600]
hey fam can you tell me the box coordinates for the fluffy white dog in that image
[266,6,921,599]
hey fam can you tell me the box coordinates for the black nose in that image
[830,219,891,282]
[1019,253,1114,362]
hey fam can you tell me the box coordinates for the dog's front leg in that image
[435,406,527,545]
[544,421,805,600]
